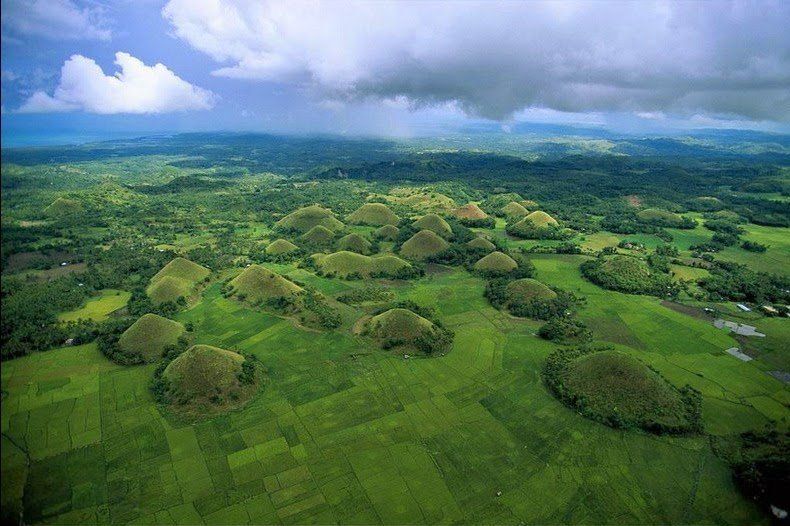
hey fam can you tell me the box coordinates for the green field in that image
[57,289,131,322]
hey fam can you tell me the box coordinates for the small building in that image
[761,305,779,316]
[736,303,751,312]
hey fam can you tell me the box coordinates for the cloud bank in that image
[163,0,790,122]
[1,0,112,41]
[19,52,216,114]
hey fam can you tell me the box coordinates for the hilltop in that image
[117,314,185,363]
[336,233,373,254]
[412,213,453,238]
[347,203,399,226]
[265,238,299,256]
[228,265,302,303]
[312,251,411,278]
[275,205,344,233]
[147,257,209,304]
[400,230,450,260]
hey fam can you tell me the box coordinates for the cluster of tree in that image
[537,317,592,344]
[336,285,394,304]
[505,222,569,240]
[581,256,682,297]
[600,213,678,239]
[699,262,789,303]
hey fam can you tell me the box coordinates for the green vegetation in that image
[374,223,400,240]
[507,210,567,239]
[637,208,695,229]
[363,306,453,354]
[500,201,529,218]
[412,213,453,237]
[147,257,210,304]
[466,236,496,251]
[300,224,336,246]
[157,344,259,416]
[2,132,788,524]
[400,229,450,260]
[227,264,302,303]
[336,232,373,254]
[453,203,487,219]
[582,255,679,296]
[117,313,186,363]
[275,204,344,233]
[347,202,399,226]
[265,238,299,256]
[543,347,702,434]
[312,251,413,279]
[42,197,83,218]
[473,251,518,274]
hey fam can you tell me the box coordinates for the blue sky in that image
[2,0,789,145]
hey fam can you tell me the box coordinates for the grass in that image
[275,205,344,233]
[505,278,556,303]
[336,233,372,254]
[151,257,210,284]
[473,251,517,272]
[117,313,185,363]
[467,237,496,251]
[300,225,336,246]
[374,224,400,241]
[413,214,453,238]
[400,230,450,260]
[364,308,438,342]
[42,197,82,218]
[550,349,699,433]
[266,239,299,256]
[347,203,399,226]
[522,210,558,227]
[2,262,781,524]
[147,275,192,305]
[313,251,410,278]
[637,208,685,225]
[148,257,210,305]
[229,265,303,303]
[453,203,487,219]
[57,289,130,322]
[500,201,529,218]
[162,344,253,412]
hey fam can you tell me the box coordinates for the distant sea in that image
[1,130,153,148]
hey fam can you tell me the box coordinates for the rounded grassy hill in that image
[312,251,410,278]
[400,230,450,260]
[690,196,725,211]
[412,214,453,238]
[161,345,258,414]
[265,238,299,256]
[117,314,185,363]
[336,233,373,254]
[505,278,557,305]
[543,348,701,434]
[374,224,400,241]
[363,307,452,354]
[501,201,529,218]
[637,208,685,226]
[147,257,210,304]
[523,210,559,228]
[453,203,487,220]
[467,236,496,251]
[229,265,302,303]
[275,205,344,233]
[300,225,336,246]
[400,192,456,213]
[347,203,399,226]
[474,251,518,273]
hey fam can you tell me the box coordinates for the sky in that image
[2,0,789,145]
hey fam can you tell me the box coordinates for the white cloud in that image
[162,0,790,122]
[18,52,216,114]
[1,0,112,41]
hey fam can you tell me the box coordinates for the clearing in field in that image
[117,313,185,363]
[413,213,453,237]
[400,229,450,260]
[228,264,302,303]
[544,348,701,434]
[275,204,344,233]
[57,289,130,322]
[336,233,373,254]
[474,251,518,273]
[312,251,410,278]
[347,202,400,226]
[160,344,259,416]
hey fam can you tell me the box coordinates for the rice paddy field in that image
[3,248,786,524]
